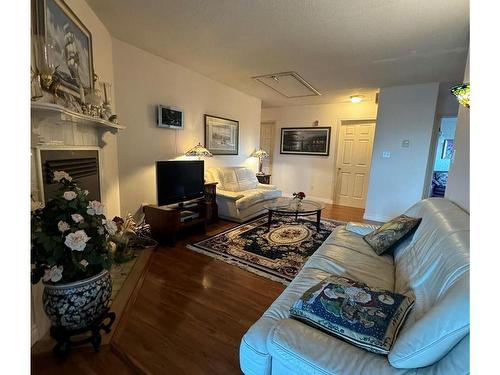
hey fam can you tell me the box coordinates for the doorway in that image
[429,117,457,198]
[334,120,376,209]
[259,121,276,174]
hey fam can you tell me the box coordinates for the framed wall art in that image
[204,115,239,155]
[34,0,94,97]
[280,127,331,156]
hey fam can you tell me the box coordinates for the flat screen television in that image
[156,160,204,206]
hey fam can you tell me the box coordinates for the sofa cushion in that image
[306,226,395,291]
[364,215,421,255]
[289,275,414,355]
[268,318,413,375]
[235,167,259,190]
[234,188,281,210]
[346,222,380,236]
[217,167,240,191]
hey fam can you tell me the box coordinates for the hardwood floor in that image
[32,204,366,374]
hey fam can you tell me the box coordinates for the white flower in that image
[87,200,104,215]
[31,201,44,211]
[53,171,72,182]
[97,227,105,235]
[57,220,70,232]
[83,190,89,196]
[43,265,63,283]
[71,213,84,223]
[63,191,77,201]
[103,219,118,235]
[79,259,89,268]
[64,230,91,251]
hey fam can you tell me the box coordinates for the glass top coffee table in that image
[264,198,327,231]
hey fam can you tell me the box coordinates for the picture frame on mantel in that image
[204,114,239,155]
[280,127,331,156]
[34,0,94,98]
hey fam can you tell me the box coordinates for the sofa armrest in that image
[257,183,277,190]
[345,222,380,236]
[216,189,244,201]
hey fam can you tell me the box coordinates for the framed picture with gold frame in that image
[34,0,94,97]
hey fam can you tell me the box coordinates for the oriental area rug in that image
[188,215,345,284]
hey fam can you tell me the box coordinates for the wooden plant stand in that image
[50,308,116,358]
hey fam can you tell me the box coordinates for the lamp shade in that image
[250,149,269,159]
[450,83,470,108]
[185,143,213,157]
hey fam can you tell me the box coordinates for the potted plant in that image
[31,171,115,331]
[109,214,137,263]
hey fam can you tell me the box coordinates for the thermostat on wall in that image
[157,105,183,129]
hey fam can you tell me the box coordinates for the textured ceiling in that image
[86,0,469,107]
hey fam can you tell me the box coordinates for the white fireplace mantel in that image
[31,102,125,148]
[30,101,125,345]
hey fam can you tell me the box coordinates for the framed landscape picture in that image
[280,127,331,156]
[204,115,239,155]
[35,0,94,97]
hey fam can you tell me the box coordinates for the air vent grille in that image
[252,71,321,98]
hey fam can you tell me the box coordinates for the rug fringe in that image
[186,245,290,286]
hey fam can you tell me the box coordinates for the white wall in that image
[261,102,378,203]
[112,39,262,215]
[446,52,470,212]
[364,83,440,221]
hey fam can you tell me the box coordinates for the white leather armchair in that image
[205,167,282,222]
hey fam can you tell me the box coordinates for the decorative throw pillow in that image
[289,275,414,355]
[363,215,421,255]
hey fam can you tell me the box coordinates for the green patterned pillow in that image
[363,215,421,255]
[290,276,414,355]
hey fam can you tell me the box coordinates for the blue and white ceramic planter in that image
[43,269,112,331]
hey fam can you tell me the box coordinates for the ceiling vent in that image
[252,71,321,98]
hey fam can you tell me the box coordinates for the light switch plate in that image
[402,139,410,148]
[382,151,391,158]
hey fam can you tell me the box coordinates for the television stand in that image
[144,198,207,246]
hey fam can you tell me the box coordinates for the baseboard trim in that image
[363,213,392,223]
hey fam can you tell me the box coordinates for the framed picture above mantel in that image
[204,114,239,155]
[280,127,331,156]
[34,0,94,98]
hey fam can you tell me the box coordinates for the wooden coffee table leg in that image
[316,210,321,231]
[268,210,272,231]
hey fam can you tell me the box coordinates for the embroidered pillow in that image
[363,215,421,255]
[290,275,414,355]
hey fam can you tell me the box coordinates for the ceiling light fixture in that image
[350,95,363,103]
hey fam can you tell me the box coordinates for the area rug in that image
[187,215,345,284]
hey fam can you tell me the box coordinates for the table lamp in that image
[251,149,269,175]
[185,143,213,159]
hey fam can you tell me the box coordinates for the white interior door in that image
[335,122,375,208]
[260,122,275,174]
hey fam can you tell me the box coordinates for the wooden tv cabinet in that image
[144,199,207,246]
